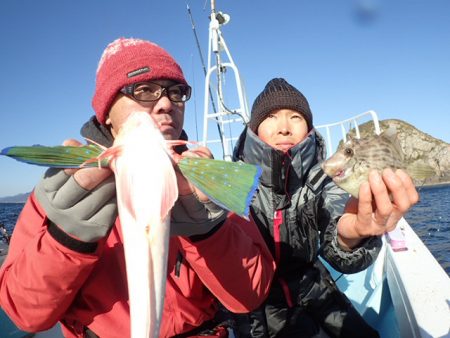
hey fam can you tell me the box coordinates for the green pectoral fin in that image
[178,157,261,218]
[1,144,108,168]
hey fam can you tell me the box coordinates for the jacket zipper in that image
[273,210,294,308]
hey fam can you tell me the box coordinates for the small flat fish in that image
[321,126,435,197]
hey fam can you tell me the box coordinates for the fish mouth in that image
[332,168,348,182]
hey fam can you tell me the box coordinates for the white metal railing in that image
[315,110,381,158]
[201,3,249,162]
[201,5,381,162]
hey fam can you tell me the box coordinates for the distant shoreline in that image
[0,192,30,204]
[420,181,450,189]
[0,201,26,204]
[1,180,449,203]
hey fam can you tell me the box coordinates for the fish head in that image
[322,127,411,197]
[114,111,165,145]
[321,137,370,197]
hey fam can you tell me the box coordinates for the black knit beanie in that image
[249,78,313,133]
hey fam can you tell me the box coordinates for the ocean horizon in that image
[1,184,449,275]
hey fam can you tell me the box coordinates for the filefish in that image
[321,126,435,198]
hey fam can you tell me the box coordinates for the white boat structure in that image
[1,1,449,337]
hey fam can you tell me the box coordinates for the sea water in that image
[0,203,23,239]
[404,184,450,274]
[1,185,449,275]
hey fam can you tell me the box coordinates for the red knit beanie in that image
[92,37,188,124]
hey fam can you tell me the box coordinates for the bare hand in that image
[62,139,113,190]
[337,168,419,250]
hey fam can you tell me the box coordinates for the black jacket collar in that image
[233,126,326,195]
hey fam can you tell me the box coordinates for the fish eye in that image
[344,148,354,156]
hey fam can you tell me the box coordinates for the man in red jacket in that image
[0,38,275,338]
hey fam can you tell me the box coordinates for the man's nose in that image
[154,93,173,112]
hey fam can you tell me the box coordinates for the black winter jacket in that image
[232,127,382,337]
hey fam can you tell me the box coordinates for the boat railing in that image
[201,3,249,162]
[200,2,383,163]
[315,110,381,158]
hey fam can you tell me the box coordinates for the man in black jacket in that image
[232,78,419,337]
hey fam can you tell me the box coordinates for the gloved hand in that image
[35,168,117,242]
[170,193,226,237]
[170,145,227,237]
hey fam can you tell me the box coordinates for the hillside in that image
[0,193,30,203]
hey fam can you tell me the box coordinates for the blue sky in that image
[0,0,449,197]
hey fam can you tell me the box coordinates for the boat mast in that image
[202,0,249,161]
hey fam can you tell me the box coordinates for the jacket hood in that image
[233,126,327,194]
[81,116,115,147]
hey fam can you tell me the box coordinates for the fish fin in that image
[178,158,261,218]
[164,140,200,160]
[381,125,398,139]
[380,126,404,161]
[160,169,178,222]
[345,132,356,143]
[93,145,124,162]
[84,137,108,150]
[165,140,198,147]
[406,162,436,184]
[1,144,106,168]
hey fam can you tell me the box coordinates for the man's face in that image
[106,80,185,140]
[257,108,309,152]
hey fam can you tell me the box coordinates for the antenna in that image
[202,0,250,161]
[186,3,225,154]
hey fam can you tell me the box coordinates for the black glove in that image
[35,168,117,242]
[170,193,226,237]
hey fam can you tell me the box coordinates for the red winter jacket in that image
[0,192,275,337]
